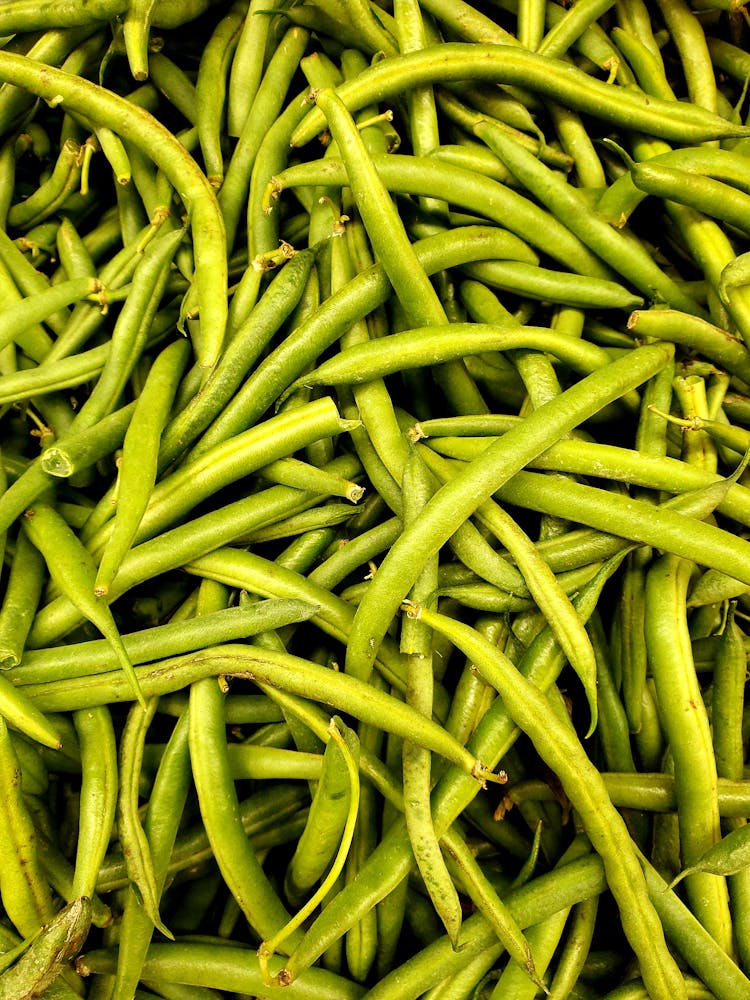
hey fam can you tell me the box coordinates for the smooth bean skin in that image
[0,51,227,370]
[12,600,316,685]
[644,555,732,953]
[275,557,626,978]
[269,154,612,279]
[0,716,55,937]
[290,44,750,146]
[345,342,673,679]
[70,706,117,902]
[292,323,614,390]
[78,942,366,1000]
[188,675,295,947]
[26,457,362,646]
[406,602,686,1000]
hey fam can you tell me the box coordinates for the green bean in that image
[78,941,366,1000]
[425,429,750,526]
[600,145,750,227]
[123,0,162,81]
[0,1,124,31]
[345,341,672,679]
[158,246,317,468]
[0,51,228,371]
[464,259,641,308]
[258,457,364,503]
[284,719,359,906]
[537,0,618,59]
[398,445,463,947]
[669,821,750,884]
[220,25,310,254]
[42,212,172,364]
[420,0,519,44]
[97,783,308,893]
[37,400,136,479]
[227,0,278,134]
[30,603,288,687]
[441,827,542,989]
[0,896,91,1000]
[73,226,183,432]
[0,265,53,366]
[22,501,145,707]
[94,338,189,596]
[618,549,650,736]
[710,603,750,967]
[269,154,613,280]
[0,525,45,668]
[343,691,383,984]
[547,895,599,1000]
[70,706,117,902]
[489,905,571,1000]
[0,670,62,753]
[114,710,191,1000]
[237,502,357,545]
[187,675,296,945]
[0,716,55,937]
[475,119,705,315]
[655,0,717,112]
[630,306,750,382]
[405,600,686,1000]
[118,697,172,939]
[27,458,360,646]
[491,467,750,579]
[290,323,617,392]
[195,0,247,189]
[631,161,750,238]
[645,554,733,951]
[282,0,398,57]
[7,138,83,231]
[314,88,449,361]
[147,51,197,124]
[55,215,96,282]
[291,44,750,147]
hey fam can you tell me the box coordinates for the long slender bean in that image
[0,51,228,370]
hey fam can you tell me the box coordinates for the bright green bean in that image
[94,338,190,596]
[23,500,144,708]
[0,526,46,669]
[70,706,117,902]
[0,716,55,937]
[345,341,672,679]
[0,51,228,370]
[188,675,296,944]
[27,457,361,646]
[406,601,686,1000]
[291,44,749,146]
[645,554,733,952]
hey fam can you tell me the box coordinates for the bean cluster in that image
[1,1,750,999]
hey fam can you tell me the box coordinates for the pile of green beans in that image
[3,0,750,997]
